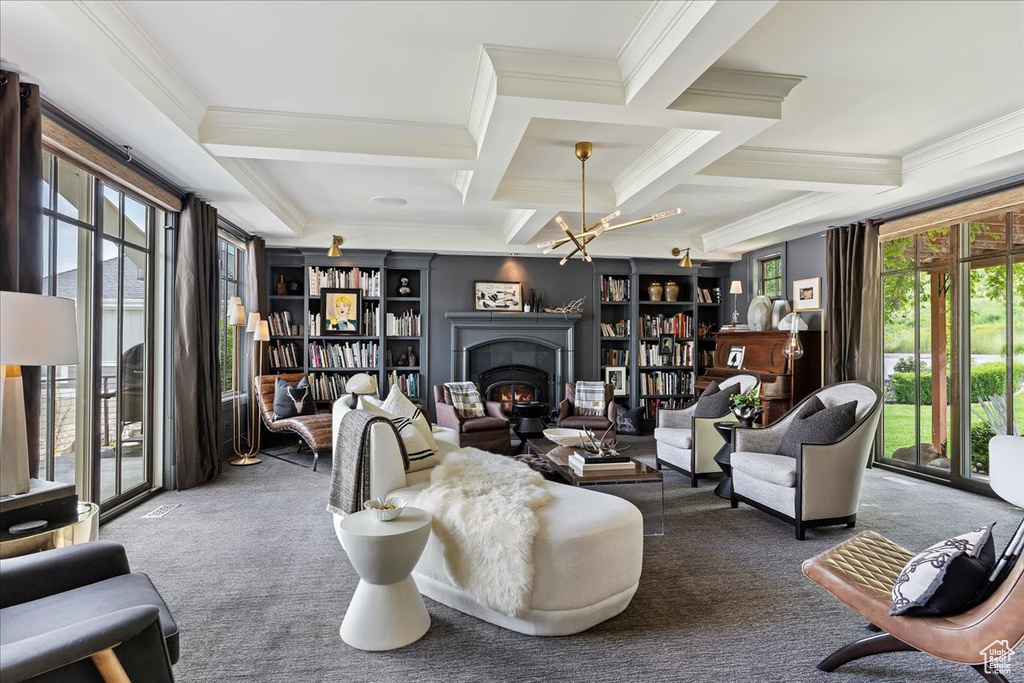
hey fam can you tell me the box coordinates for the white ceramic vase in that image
[747,295,772,331]
[771,299,792,329]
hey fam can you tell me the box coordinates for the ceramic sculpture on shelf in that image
[778,312,809,331]
[771,299,792,329]
[664,281,679,302]
[648,282,663,302]
[747,294,772,331]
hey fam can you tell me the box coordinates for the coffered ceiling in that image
[2,0,1022,260]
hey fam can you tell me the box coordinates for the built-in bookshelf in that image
[265,250,432,407]
[593,260,727,428]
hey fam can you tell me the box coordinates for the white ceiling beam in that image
[694,146,902,192]
[502,208,562,246]
[215,158,307,237]
[701,191,846,253]
[495,177,617,209]
[200,107,477,169]
[619,0,777,108]
[902,109,1024,185]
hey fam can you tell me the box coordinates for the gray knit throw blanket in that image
[327,410,409,515]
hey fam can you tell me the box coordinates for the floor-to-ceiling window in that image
[879,194,1023,492]
[218,236,244,396]
[40,149,159,509]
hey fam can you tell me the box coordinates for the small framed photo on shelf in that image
[792,276,821,311]
[474,281,523,311]
[320,288,362,335]
[658,333,675,357]
[605,366,628,396]
[726,345,746,369]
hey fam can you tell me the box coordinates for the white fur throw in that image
[413,448,552,616]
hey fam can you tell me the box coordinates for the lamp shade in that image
[0,292,79,366]
[254,320,270,342]
[729,280,743,295]
[346,372,378,395]
[228,302,247,326]
[246,312,261,333]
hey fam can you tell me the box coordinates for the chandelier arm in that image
[557,233,597,262]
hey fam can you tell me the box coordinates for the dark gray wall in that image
[728,231,828,330]
[427,256,596,398]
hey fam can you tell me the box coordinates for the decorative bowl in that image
[543,428,591,448]
[363,497,406,522]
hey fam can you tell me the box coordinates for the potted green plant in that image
[730,390,763,428]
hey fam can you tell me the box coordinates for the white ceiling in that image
[2,0,1022,261]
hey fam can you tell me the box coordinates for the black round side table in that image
[712,421,761,500]
[513,402,549,454]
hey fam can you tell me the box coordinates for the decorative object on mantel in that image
[648,281,663,302]
[778,312,809,331]
[671,246,693,268]
[543,297,585,314]
[793,276,822,311]
[396,273,413,297]
[747,294,772,331]
[664,280,680,302]
[730,389,763,428]
[326,234,344,258]
[474,280,523,312]
[276,274,287,295]
[771,299,792,329]
[536,141,681,263]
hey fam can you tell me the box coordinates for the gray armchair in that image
[730,381,882,540]
[655,374,760,486]
[0,541,178,682]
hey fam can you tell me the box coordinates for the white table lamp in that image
[0,292,79,496]
[729,280,743,326]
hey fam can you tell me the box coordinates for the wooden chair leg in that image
[90,648,130,683]
[817,633,915,672]
[973,664,1010,682]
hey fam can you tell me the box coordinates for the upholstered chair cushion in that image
[778,396,857,458]
[273,375,315,419]
[731,451,797,487]
[359,398,439,472]
[890,523,996,616]
[693,381,740,419]
[653,428,692,450]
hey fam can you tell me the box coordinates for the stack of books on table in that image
[568,451,636,475]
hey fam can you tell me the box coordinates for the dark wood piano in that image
[696,330,822,424]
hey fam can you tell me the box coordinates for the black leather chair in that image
[0,541,178,682]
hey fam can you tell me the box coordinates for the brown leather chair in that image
[433,384,511,455]
[257,373,333,471]
[558,382,616,443]
[803,530,1023,682]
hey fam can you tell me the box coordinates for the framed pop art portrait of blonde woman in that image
[320,288,362,335]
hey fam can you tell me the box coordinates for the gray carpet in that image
[102,438,1022,683]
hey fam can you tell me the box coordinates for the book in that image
[571,451,631,464]
[569,461,638,475]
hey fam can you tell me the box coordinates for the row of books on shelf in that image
[639,312,692,338]
[600,320,630,337]
[388,370,421,400]
[639,371,693,396]
[268,311,300,337]
[309,267,381,297]
[568,451,635,475]
[309,341,379,369]
[640,397,689,421]
[600,276,630,302]
[385,310,421,336]
[309,372,350,402]
[269,342,300,369]
[639,341,693,367]
[307,304,379,337]
[696,287,721,304]
[602,348,629,366]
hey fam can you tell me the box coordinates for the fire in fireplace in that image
[489,383,538,414]
[477,364,549,416]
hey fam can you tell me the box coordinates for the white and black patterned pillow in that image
[273,376,315,419]
[890,523,997,616]
[360,399,439,473]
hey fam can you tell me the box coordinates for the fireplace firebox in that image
[478,365,549,415]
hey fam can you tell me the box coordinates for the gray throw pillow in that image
[778,396,857,458]
[693,381,740,419]
[614,403,645,436]
[273,376,315,419]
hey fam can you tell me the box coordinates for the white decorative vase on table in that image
[747,295,773,332]
[771,299,792,329]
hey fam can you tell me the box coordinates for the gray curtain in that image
[244,235,267,396]
[173,194,221,489]
[825,220,880,384]
[0,70,43,477]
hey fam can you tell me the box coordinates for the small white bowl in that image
[363,497,406,522]
[543,428,591,448]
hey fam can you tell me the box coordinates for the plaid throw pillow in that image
[444,382,485,419]
[574,381,606,416]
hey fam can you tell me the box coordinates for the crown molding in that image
[671,67,804,119]
[215,158,306,237]
[43,0,206,136]
[903,108,1024,182]
[697,146,902,191]
[701,191,845,253]
[613,128,719,205]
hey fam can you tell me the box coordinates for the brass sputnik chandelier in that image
[537,141,681,264]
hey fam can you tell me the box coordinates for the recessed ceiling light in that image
[369,196,407,207]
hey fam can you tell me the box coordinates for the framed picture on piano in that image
[726,345,745,369]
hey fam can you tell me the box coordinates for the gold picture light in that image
[537,142,682,264]
[671,247,693,268]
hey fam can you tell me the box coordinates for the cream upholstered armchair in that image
[655,374,760,486]
[730,381,882,540]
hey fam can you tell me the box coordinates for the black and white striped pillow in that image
[360,399,439,472]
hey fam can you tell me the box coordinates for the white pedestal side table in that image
[338,506,432,650]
